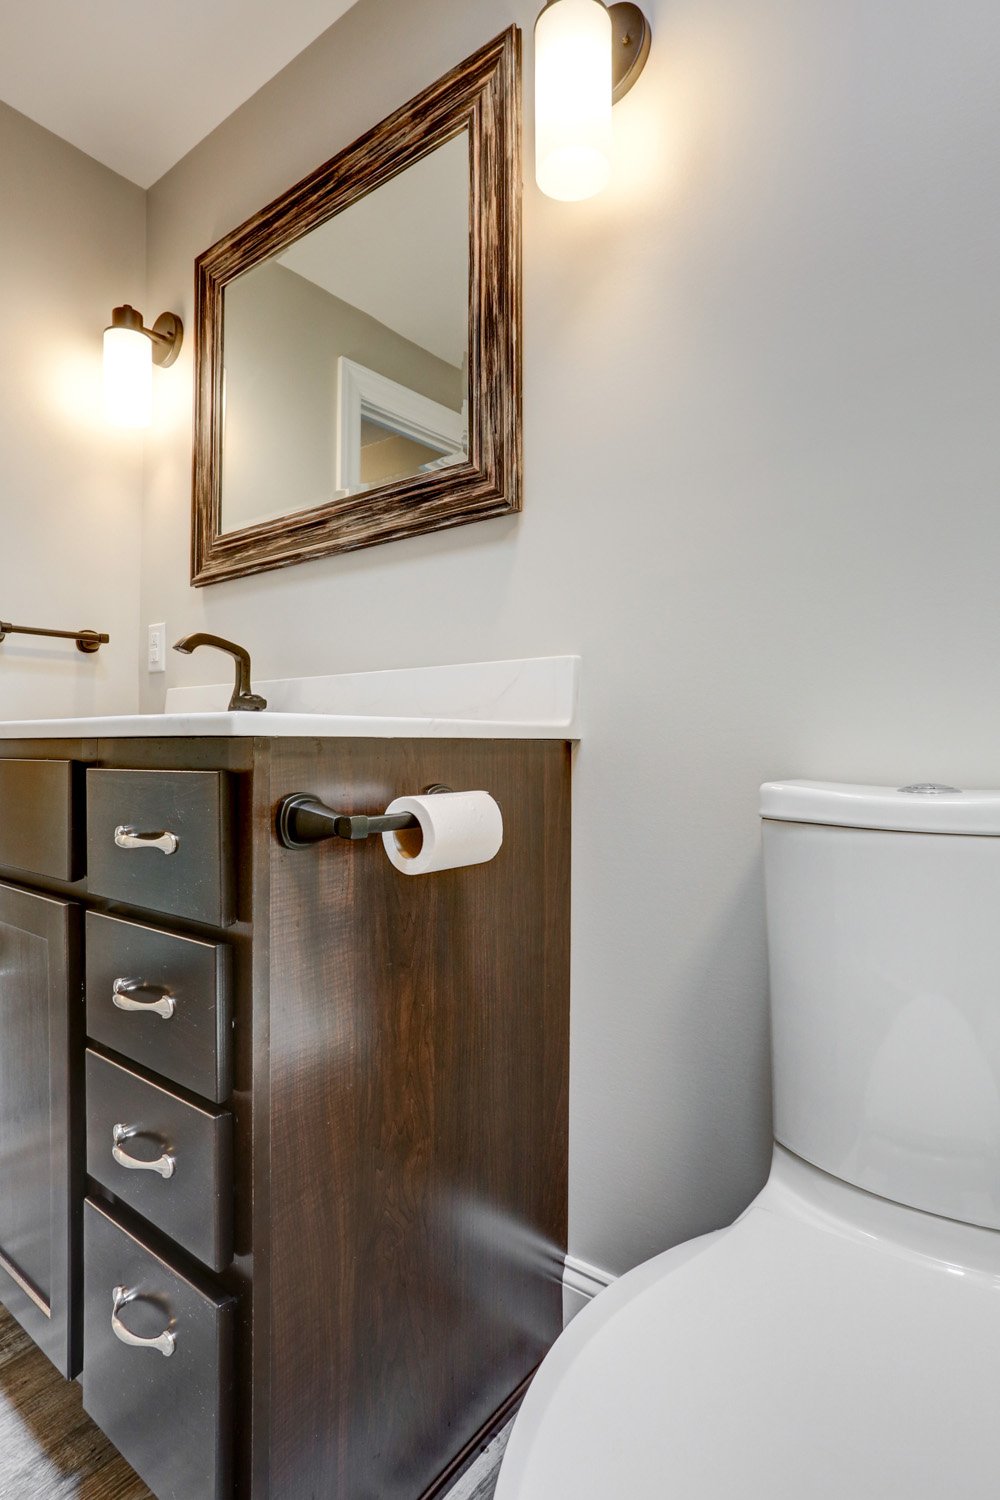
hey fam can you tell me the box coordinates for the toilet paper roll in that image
[381,790,503,876]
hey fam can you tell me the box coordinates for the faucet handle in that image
[173,632,267,713]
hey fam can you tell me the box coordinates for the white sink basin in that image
[0,657,580,740]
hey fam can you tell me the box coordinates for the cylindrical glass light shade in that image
[103,325,152,428]
[535,0,613,202]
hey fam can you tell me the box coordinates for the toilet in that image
[495,780,1000,1499]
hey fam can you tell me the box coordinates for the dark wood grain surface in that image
[0,1298,511,1500]
[85,1050,234,1273]
[0,1302,152,1498]
[86,768,235,928]
[263,738,570,1499]
[0,733,569,1499]
[82,1201,236,1500]
[90,738,262,1500]
[0,759,82,882]
[85,911,233,1103]
[191,27,522,585]
[0,883,80,1378]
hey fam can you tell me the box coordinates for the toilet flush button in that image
[897,783,963,794]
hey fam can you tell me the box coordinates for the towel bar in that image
[0,621,110,654]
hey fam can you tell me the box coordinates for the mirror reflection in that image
[220,130,470,534]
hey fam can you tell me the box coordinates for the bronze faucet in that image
[173,633,268,712]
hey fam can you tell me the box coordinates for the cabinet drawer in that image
[83,1199,234,1500]
[86,911,231,1103]
[87,769,234,927]
[0,758,81,881]
[86,1051,233,1272]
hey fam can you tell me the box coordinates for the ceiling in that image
[0,0,360,188]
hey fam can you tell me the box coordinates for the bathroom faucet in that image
[173,633,268,712]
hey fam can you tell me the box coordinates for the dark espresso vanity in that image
[0,21,551,1496]
[0,727,570,1500]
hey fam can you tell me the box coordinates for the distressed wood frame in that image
[191,27,522,586]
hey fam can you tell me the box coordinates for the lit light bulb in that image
[103,323,152,428]
[535,0,613,202]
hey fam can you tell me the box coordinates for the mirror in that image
[192,29,521,585]
[220,132,470,532]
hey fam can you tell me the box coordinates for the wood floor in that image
[0,1305,510,1499]
[0,1306,151,1498]
[440,1419,510,1500]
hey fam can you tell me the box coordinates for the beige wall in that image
[141,0,1000,1275]
[222,261,463,530]
[0,102,145,718]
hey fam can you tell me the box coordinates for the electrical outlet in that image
[147,622,167,673]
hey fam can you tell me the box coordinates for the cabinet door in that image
[0,883,80,1376]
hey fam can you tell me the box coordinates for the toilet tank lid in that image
[760,780,1000,835]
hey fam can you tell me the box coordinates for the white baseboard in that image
[562,1254,615,1325]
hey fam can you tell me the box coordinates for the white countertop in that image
[0,656,580,740]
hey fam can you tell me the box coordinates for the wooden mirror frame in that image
[191,28,521,586]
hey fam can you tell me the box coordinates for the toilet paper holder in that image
[276,787,451,850]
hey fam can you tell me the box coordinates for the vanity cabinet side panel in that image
[263,737,571,1500]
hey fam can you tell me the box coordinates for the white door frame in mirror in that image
[336,358,467,493]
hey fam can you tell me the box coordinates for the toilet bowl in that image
[496,781,1000,1499]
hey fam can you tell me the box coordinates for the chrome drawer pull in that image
[112,978,176,1021]
[111,1286,176,1358]
[114,825,180,856]
[112,1123,176,1180]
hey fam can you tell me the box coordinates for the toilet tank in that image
[761,781,1000,1232]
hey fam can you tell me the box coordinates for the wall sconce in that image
[103,304,183,428]
[534,0,651,201]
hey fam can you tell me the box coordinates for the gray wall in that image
[0,103,145,718]
[141,0,1000,1275]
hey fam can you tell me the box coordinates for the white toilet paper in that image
[381,790,503,876]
